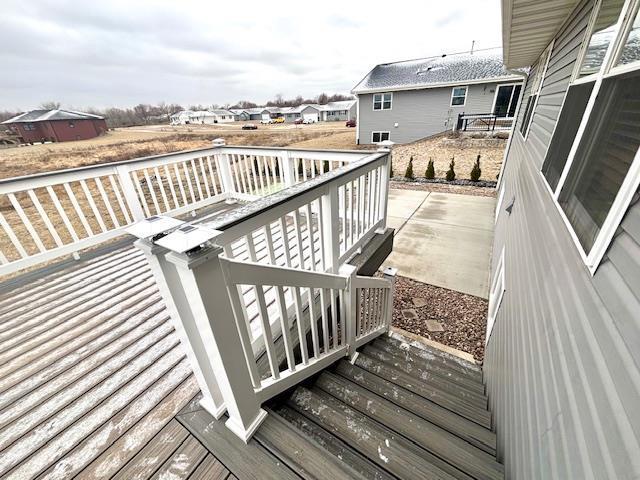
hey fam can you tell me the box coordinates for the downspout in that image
[355,94,360,145]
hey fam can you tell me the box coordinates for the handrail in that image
[0,145,372,277]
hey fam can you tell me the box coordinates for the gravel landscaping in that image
[390,275,489,361]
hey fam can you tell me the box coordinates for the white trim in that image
[450,85,468,107]
[495,185,506,224]
[353,75,523,94]
[373,92,393,111]
[486,247,505,346]
[371,131,391,143]
[355,94,360,144]
[523,40,555,140]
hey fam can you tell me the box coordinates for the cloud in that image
[0,0,503,109]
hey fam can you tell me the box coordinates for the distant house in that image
[228,109,250,121]
[1,109,107,143]
[170,109,235,125]
[352,48,524,144]
[320,100,357,122]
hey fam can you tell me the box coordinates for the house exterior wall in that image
[485,1,640,479]
[357,82,517,144]
[11,119,106,143]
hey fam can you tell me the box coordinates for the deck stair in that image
[178,332,504,480]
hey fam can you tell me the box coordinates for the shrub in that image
[404,156,415,180]
[470,155,481,182]
[425,158,435,179]
[298,159,304,176]
[390,159,394,178]
[445,158,456,181]
[323,160,330,173]
[274,159,280,177]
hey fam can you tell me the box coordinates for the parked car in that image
[294,118,304,125]
[260,118,272,124]
[242,123,258,130]
[302,118,316,124]
[273,117,285,124]
[346,119,356,127]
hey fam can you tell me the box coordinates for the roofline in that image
[351,74,525,95]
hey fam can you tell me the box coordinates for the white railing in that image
[133,148,396,442]
[0,145,368,276]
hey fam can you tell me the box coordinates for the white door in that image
[261,113,270,121]
[303,112,318,122]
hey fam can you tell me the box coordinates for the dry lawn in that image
[390,132,508,182]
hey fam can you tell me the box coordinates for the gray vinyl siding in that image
[357,82,519,144]
[486,0,640,479]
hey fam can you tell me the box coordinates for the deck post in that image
[321,183,340,273]
[340,264,358,360]
[376,149,391,233]
[216,152,236,196]
[165,246,267,443]
[135,239,226,419]
[382,266,397,332]
[115,165,146,221]
[282,150,296,187]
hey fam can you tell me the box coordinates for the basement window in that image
[371,131,390,143]
[373,93,392,110]
[450,86,467,106]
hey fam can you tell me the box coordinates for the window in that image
[493,84,523,117]
[23,123,35,131]
[540,0,640,272]
[450,86,467,106]
[373,93,392,110]
[371,131,390,143]
[486,248,505,345]
[519,42,554,137]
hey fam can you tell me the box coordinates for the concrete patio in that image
[385,188,495,298]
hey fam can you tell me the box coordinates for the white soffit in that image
[502,0,580,68]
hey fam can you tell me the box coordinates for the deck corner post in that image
[376,150,391,233]
[340,263,358,361]
[134,238,226,419]
[382,266,397,332]
[217,152,236,196]
[164,245,267,443]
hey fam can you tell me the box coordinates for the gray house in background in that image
[489,0,640,478]
[352,48,524,144]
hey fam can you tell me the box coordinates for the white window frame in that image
[520,40,555,140]
[373,92,392,111]
[486,248,505,345]
[371,131,390,143]
[540,0,640,274]
[450,86,468,107]
[491,82,523,118]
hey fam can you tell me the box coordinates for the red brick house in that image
[1,109,107,143]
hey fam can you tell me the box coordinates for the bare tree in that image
[39,101,61,110]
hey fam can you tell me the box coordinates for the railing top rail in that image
[201,150,388,236]
[0,145,370,186]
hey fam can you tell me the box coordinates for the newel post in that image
[382,266,397,332]
[135,239,226,418]
[214,145,236,197]
[282,150,296,187]
[165,246,267,442]
[321,183,340,273]
[340,264,358,361]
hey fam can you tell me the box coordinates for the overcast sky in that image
[1,0,503,110]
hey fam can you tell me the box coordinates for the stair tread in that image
[288,386,462,480]
[335,360,496,455]
[355,352,492,428]
[256,409,367,480]
[274,406,396,480]
[363,344,488,407]
[382,335,482,378]
[177,410,299,480]
[317,371,504,480]
[372,338,485,393]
